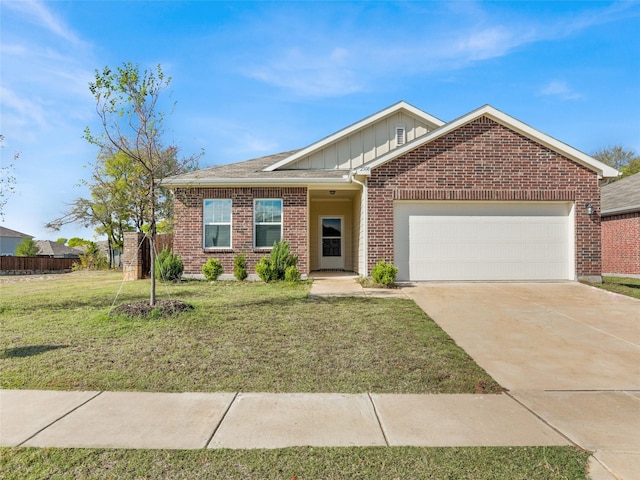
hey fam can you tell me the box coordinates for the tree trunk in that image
[107,237,114,269]
[149,185,157,306]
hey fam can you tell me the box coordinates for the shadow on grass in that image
[611,282,640,289]
[2,345,69,358]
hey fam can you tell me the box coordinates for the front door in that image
[319,216,344,270]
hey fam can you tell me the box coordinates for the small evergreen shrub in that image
[233,253,248,281]
[202,258,224,281]
[284,265,301,282]
[256,241,299,282]
[371,260,398,287]
[255,256,276,282]
[155,247,184,282]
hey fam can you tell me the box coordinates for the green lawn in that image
[0,446,590,480]
[589,276,640,300]
[0,272,591,478]
[0,271,501,394]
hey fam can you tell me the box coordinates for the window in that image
[254,199,282,248]
[395,126,406,146]
[203,199,232,248]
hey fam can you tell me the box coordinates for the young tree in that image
[0,134,19,220]
[593,145,640,183]
[83,63,200,305]
[15,237,40,256]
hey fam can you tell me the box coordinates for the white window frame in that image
[203,199,232,249]
[254,198,283,249]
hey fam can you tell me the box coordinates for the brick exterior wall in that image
[602,212,640,275]
[173,187,308,275]
[367,116,603,279]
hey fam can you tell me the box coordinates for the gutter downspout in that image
[348,170,368,277]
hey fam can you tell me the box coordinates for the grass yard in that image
[588,276,640,300]
[0,446,590,479]
[0,271,501,394]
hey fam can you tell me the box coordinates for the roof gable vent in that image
[395,126,406,147]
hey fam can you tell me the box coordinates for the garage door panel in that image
[395,202,573,281]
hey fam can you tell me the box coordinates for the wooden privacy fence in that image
[123,233,174,280]
[0,256,76,274]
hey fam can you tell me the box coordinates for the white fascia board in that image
[355,105,620,178]
[263,101,445,172]
[160,176,351,188]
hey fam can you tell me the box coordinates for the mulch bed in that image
[110,300,193,318]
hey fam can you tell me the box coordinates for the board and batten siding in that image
[289,112,431,170]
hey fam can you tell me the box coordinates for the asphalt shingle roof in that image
[0,226,32,238]
[35,240,83,257]
[162,150,349,185]
[601,173,640,215]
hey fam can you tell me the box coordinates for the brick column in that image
[123,232,146,281]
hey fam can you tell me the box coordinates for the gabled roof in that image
[0,226,32,238]
[162,150,351,187]
[262,101,445,172]
[354,105,620,179]
[601,173,640,215]
[162,102,618,187]
[35,240,83,257]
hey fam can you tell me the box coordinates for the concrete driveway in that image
[403,282,639,391]
[403,282,640,479]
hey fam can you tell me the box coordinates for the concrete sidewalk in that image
[1,390,568,450]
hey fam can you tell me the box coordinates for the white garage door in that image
[394,202,574,281]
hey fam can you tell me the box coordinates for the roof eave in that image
[161,176,351,188]
[601,205,640,216]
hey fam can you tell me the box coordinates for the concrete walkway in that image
[308,272,409,299]
[1,390,567,450]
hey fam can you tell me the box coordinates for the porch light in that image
[585,202,594,215]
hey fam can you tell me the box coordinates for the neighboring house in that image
[162,101,618,282]
[0,227,32,256]
[601,173,640,277]
[35,240,83,258]
[97,240,122,266]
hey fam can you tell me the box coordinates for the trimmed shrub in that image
[284,265,301,282]
[256,241,299,282]
[202,258,224,281]
[233,253,248,281]
[255,256,276,282]
[371,260,398,287]
[155,247,184,282]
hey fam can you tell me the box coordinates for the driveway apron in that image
[403,282,640,480]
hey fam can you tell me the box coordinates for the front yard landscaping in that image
[0,271,591,478]
[1,271,501,394]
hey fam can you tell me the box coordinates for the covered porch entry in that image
[308,188,363,274]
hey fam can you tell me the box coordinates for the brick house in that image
[163,102,618,282]
[601,173,640,277]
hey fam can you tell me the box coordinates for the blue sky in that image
[1,0,639,242]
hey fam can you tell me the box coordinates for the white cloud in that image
[247,46,363,98]
[539,81,583,100]
[242,2,636,98]
[2,0,81,44]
